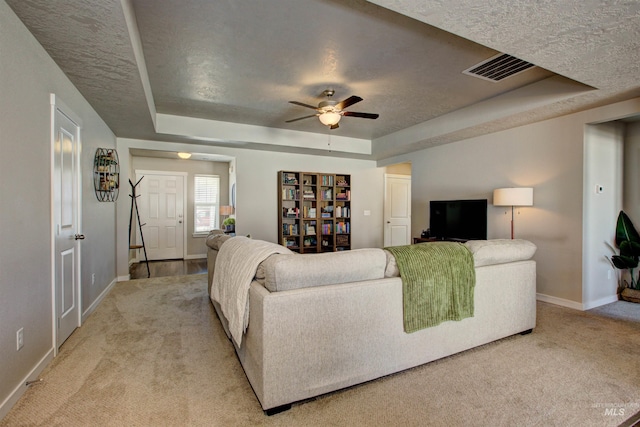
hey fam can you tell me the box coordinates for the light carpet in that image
[2,274,639,426]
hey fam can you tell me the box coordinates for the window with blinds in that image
[194,174,220,233]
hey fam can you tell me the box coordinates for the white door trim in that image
[134,169,188,259]
[50,94,83,355]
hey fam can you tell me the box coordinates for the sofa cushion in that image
[464,239,537,267]
[206,233,231,250]
[260,248,387,292]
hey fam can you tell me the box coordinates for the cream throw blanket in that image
[211,236,292,346]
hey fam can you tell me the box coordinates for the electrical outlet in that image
[91,273,95,285]
[17,328,24,351]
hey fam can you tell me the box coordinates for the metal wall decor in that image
[94,148,119,202]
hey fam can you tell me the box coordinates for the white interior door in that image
[384,174,412,247]
[136,171,185,260]
[53,100,81,349]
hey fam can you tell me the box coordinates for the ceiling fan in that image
[286,90,379,129]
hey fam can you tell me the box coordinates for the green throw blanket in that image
[385,242,475,332]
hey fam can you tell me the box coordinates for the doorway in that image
[134,170,187,260]
[51,95,82,350]
[383,170,412,247]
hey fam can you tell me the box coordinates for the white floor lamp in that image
[493,187,533,239]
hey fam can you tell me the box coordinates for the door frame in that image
[383,173,412,246]
[50,94,82,355]
[134,170,188,260]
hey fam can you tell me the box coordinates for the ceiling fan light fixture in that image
[318,111,341,126]
[177,152,192,159]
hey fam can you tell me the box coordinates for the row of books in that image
[335,221,350,234]
[302,190,315,199]
[336,190,350,200]
[321,175,334,186]
[303,222,316,235]
[282,188,299,200]
[283,238,298,248]
[335,206,350,218]
[320,188,333,200]
[282,223,299,236]
[303,206,317,218]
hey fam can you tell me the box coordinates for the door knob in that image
[74,234,85,240]
[387,221,391,224]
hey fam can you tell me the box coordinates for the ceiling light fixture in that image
[177,152,191,159]
[318,110,341,126]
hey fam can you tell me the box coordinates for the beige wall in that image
[116,139,385,279]
[1,1,117,416]
[380,98,640,308]
[130,156,230,257]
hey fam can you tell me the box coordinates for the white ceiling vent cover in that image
[463,53,535,82]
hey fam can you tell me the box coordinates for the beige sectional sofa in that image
[206,233,537,414]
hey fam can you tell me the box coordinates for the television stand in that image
[412,237,468,244]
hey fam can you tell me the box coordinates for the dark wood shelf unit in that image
[278,171,351,253]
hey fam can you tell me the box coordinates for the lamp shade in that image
[219,205,233,216]
[318,111,341,126]
[493,187,533,206]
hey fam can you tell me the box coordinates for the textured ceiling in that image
[6,0,640,160]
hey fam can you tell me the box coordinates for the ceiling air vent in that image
[463,53,535,82]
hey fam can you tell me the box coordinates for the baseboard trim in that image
[537,293,620,311]
[117,275,131,282]
[0,348,54,420]
[536,293,583,310]
[185,254,206,260]
[82,278,117,321]
[582,294,619,310]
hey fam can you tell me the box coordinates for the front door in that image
[383,174,412,247]
[52,99,81,349]
[136,171,185,260]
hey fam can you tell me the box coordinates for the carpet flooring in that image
[2,274,639,426]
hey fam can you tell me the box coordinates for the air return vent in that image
[463,53,535,82]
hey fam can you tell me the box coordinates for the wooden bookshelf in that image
[278,171,351,253]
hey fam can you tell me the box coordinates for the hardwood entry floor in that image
[129,258,207,280]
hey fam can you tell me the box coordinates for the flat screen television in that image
[429,199,487,241]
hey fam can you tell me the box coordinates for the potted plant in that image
[222,217,235,233]
[609,211,640,302]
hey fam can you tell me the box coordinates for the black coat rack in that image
[129,177,150,278]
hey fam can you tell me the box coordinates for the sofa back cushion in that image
[206,233,232,250]
[464,239,537,267]
[258,248,387,292]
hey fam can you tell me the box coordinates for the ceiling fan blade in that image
[289,101,319,110]
[335,95,363,110]
[343,111,379,119]
[285,114,318,123]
